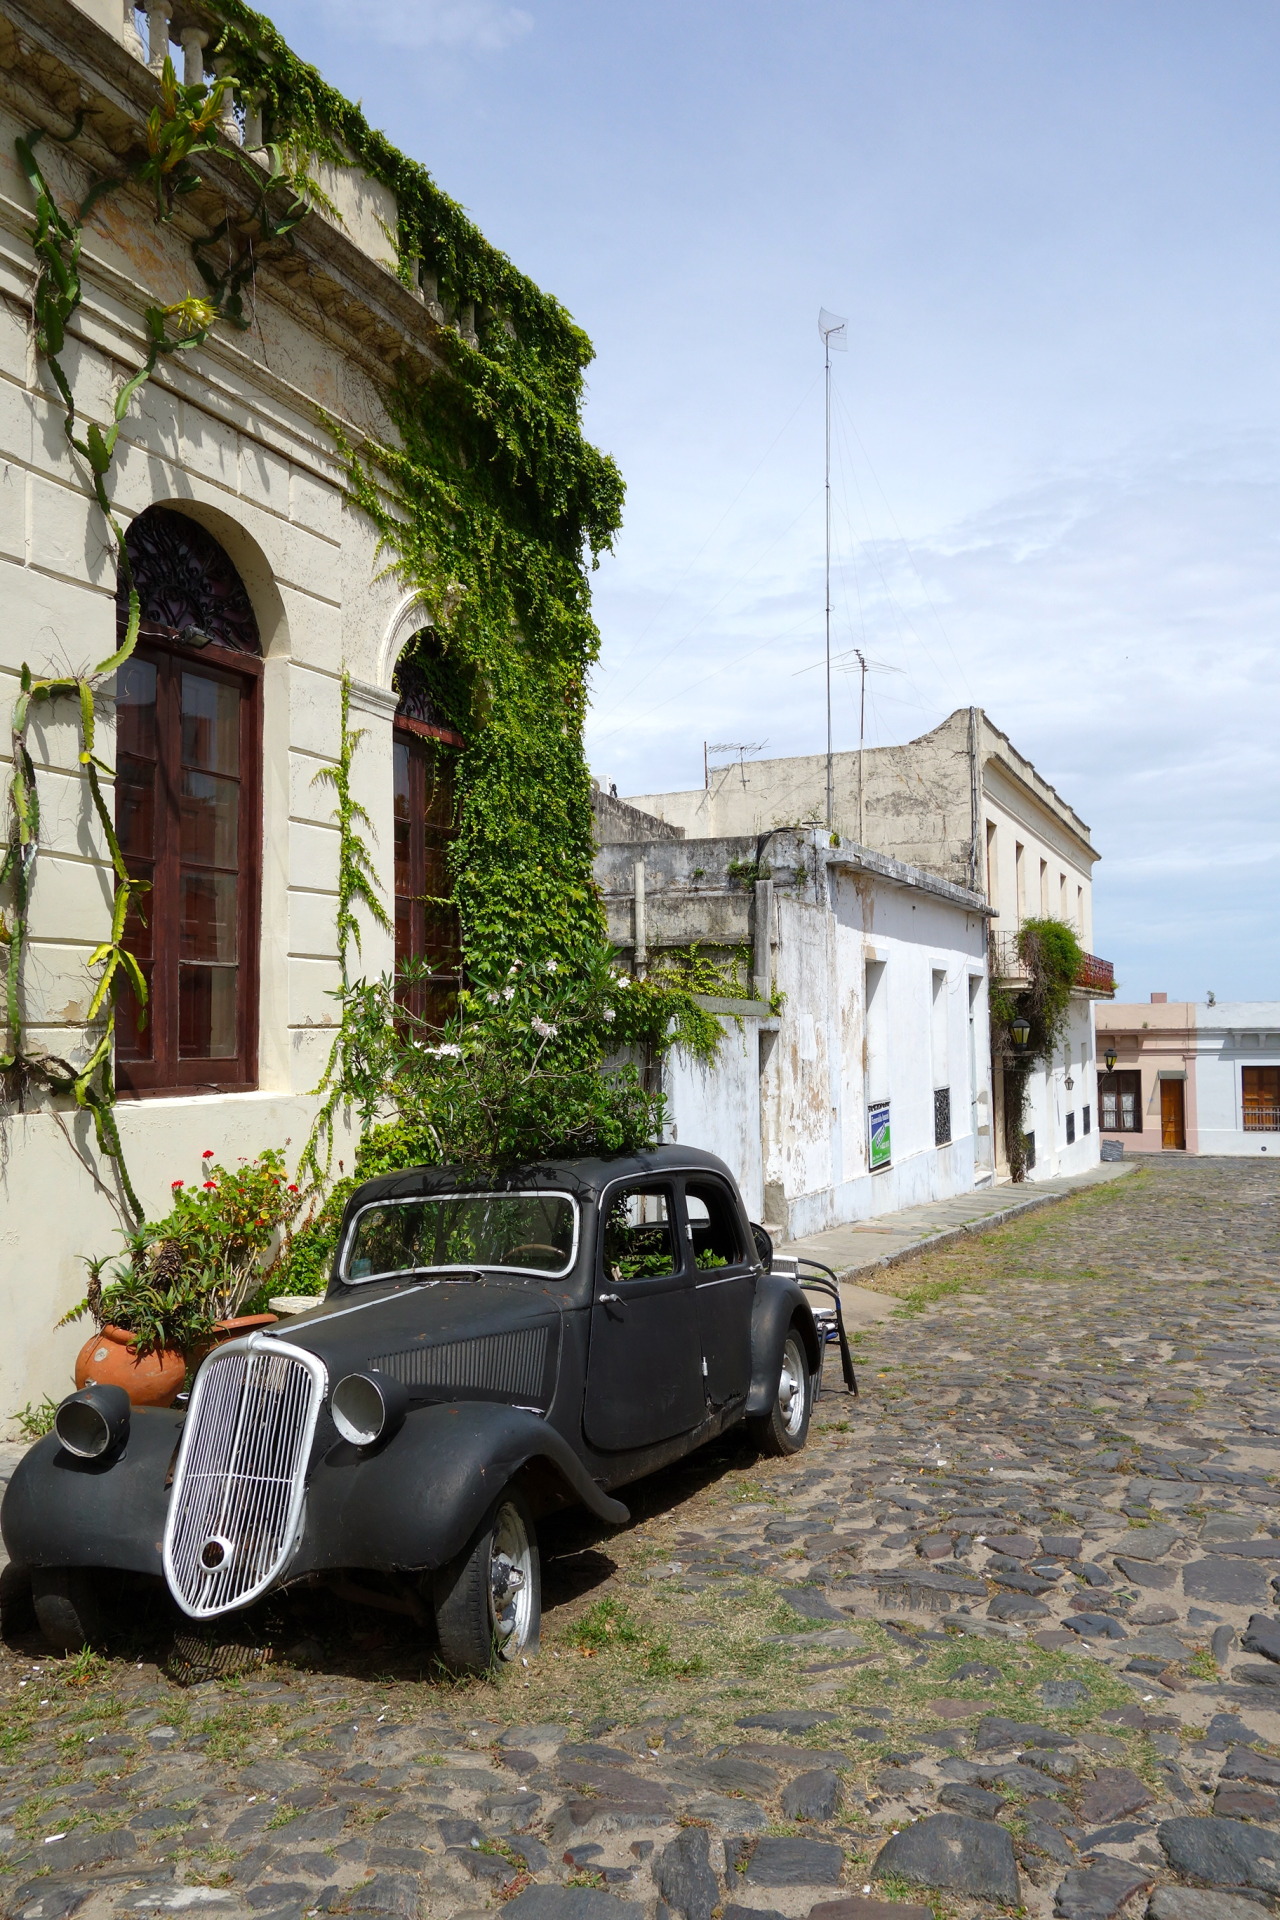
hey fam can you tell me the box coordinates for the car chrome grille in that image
[163,1336,325,1619]
[371,1325,550,1400]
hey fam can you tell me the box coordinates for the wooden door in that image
[1160,1079,1186,1150]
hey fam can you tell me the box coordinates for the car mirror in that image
[750,1222,773,1270]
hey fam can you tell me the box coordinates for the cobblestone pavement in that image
[3,1157,1280,1920]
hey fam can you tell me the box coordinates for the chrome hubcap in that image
[778,1337,806,1436]
[489,1502,534,1658]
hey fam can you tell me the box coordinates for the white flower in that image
[431,1042,462,1057]
[615,975,631,989]
[545,959,558,973]
[603,1007,616,1023]
[531,1016,558,1038]
[502,986,515,1001]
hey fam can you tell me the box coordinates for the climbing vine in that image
[8,13,724,1269]
[992,917,1084,1181]
[2,65,310,1218]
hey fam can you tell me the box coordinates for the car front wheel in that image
[750,1329,812,1456]
[433,1488,541,1675]
[31,1567,104,1654]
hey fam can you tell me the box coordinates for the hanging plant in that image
[992,917,1084,1181]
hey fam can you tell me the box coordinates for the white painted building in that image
[593,816,993,1237]
[625,708,1113,1184]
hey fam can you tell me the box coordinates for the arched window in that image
[393,641,462,1027]
[113,507,261,1094]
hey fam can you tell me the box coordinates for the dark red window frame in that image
[393,715,463,1029]
[114,635,261,1095]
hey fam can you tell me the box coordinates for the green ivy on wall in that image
[7,13,724,1262]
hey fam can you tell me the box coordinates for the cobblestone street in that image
[4,1157,1280,1920]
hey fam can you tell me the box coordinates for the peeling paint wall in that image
[595,829,993,1238]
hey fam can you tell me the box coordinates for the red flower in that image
[171,1180,183,1189]
[287,1184,299,1194]
[202,1149,214,1159]
[203,1181,217,1191]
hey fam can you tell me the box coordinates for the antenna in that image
[708,741,768,790]
[818,308,847,829]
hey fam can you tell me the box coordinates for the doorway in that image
[1160,1079,1187,1150]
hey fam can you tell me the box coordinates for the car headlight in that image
[54,1384,131,1459]
[331,1370,407,1448]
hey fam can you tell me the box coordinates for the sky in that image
[266,0,1280,1002]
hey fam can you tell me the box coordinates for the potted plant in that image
[63,1150,305,1405]
[63,1238,215,1407]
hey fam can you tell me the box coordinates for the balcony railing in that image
[1075,953,1115,997]
[1244,1108,1280,1133]
[988,931,1115,997]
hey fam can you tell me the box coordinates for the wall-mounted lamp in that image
[1010,1014,1031,1049]
[1104,1047,1117,1073]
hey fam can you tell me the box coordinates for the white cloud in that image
[588,428,1280,998]
[314,0,532,54]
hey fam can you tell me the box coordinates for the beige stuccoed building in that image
[0,0,529,1416]
[626,707,1115,1183]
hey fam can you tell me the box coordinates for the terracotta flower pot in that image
[188,1312,278,1375]
[73,1325,186,1408]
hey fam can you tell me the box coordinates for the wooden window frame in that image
[1098,1068,1142,1133]
[1243,1065,1280,1132]
[115,634,262,1097]
[393,716,463,1027]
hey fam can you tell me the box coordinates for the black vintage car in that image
[3,1147,853,1673]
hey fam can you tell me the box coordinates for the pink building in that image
[1096,996,1280,1156]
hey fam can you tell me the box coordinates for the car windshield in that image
[342,1192,578,1284]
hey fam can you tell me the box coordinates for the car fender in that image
[0,1408,183,1576]
[290,1401,628,1578]
[745,1278,822,1417]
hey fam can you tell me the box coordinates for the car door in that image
[683,1175,756,1409]
[582,1181,705,1451]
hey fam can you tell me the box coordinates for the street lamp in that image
[1104,1047,1117,1073]
[1010,1014,1031,1050]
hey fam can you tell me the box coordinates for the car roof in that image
[344,1145,739,1211]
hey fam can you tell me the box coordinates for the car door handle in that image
[599,1292,622,1303]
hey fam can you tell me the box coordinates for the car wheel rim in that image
[777,1337,806,1436]
[489,1501,535,1658]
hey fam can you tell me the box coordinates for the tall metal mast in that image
[818,310,846,830]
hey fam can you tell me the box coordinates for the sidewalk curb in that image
[814,1164,1138,1287]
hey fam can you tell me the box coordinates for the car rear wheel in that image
[433,1488,541,1676]
[31,1567,104,1654]
[750,1329,812,1456]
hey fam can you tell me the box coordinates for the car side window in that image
[601,1186,679,1283]
[685,1180,747,1270]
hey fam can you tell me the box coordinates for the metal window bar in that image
[933,1086,951,1147]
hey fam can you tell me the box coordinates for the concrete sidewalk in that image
[777,1159,1135,1328]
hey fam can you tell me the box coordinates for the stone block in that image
[28,472,115,587]
[1157,1814,1280,1891]
[746,1837,844,1886]
[1182,1558,1269,1605]
[872,1813,1019,1902]
[1052,1861,1152,1918]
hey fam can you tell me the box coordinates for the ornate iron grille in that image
[370,1326,550,1402]
[933,1086,951,1147]
[163,1336,325,1619]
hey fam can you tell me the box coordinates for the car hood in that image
[263,1275,565,1407]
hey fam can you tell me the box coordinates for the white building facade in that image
[626,708,1112,1185]
[594,822,993,1238]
